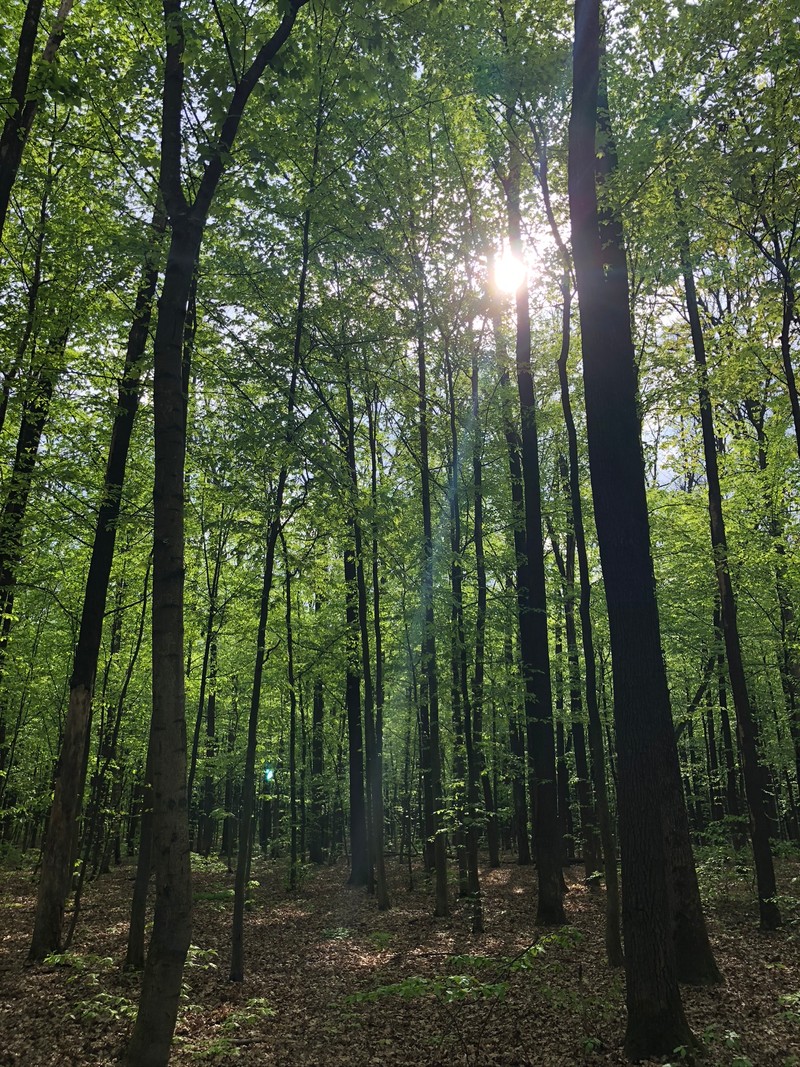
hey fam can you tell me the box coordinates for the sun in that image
[494,246,527,294]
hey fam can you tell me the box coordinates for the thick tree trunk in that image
[568,0,696,1053]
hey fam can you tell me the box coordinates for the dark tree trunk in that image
[284,542,299,890]
[415,304,448,917]
[470,344,500,868]
[125,747,153,971]
[568,0,697,1053]
[29,209,162,960]
[502,136,565,926]
[308,604,325,865]
[127,6,306,1055]
[678,212,780,928]
[344,543,369,887]
[444,345,482,931]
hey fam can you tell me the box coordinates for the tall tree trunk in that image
[127,4,306,1054]
[495,322,531,866]
[444,345,482,930]
[502,135,565,925]
[554,297,623,962]
[283,539,299,890]
[470,341,500,868]
[308,598,325,865]
[677,209,780,929]
[29,208,163,960]
[369,388,392,904]
[344,540,369,887]
[568,0,698,1053]
[343,372,387,903]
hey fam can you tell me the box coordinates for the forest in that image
[0,0,799,1063]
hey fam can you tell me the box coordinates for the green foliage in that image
[69,992,137,1023]
[221,997,276,1032]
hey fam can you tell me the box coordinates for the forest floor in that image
[1,848,799,1066]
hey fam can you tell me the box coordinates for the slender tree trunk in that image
[470,343,500,868]
[125,746,154,971]
[344,542,369,887]
[369,396,392,904]
[678,212,780,928]
[283,541,299,890]
[415,298,448,917]
[444,346,482,929]
[502,135,564,925]
[127,4,307,1051]
[308,601,325,865]
[29,209,163,960]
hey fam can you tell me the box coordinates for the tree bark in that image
[415,297,448,917]
[502,135,565,925]
[568,0,696,1053]
[29,208,163,961]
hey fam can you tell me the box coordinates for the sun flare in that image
[494,247,527,294]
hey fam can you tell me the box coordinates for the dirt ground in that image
[1,850,799,1066]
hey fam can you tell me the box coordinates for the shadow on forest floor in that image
[1,849,799,1065]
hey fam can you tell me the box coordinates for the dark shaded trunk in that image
[495,322,531,867]
[284,542,299,891]
[344,542,369,887]
[308,603,325,865]
[124,219,198,1067]
[125,747,153,971]
[555,306,622,961]
[502,136,564,925]
[470,344,499,868]
[199,639,217,858]
[568,0,697,1053]
[127,5,307,1054]
[444,345,482,930]
[415,303,448,917]
[365,393,390,909]
[30,209,162,960]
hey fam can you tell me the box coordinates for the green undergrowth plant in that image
[178,997,276,1062]
[43,951,115,984]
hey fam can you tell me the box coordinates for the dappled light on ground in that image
[1,851,799,1065]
